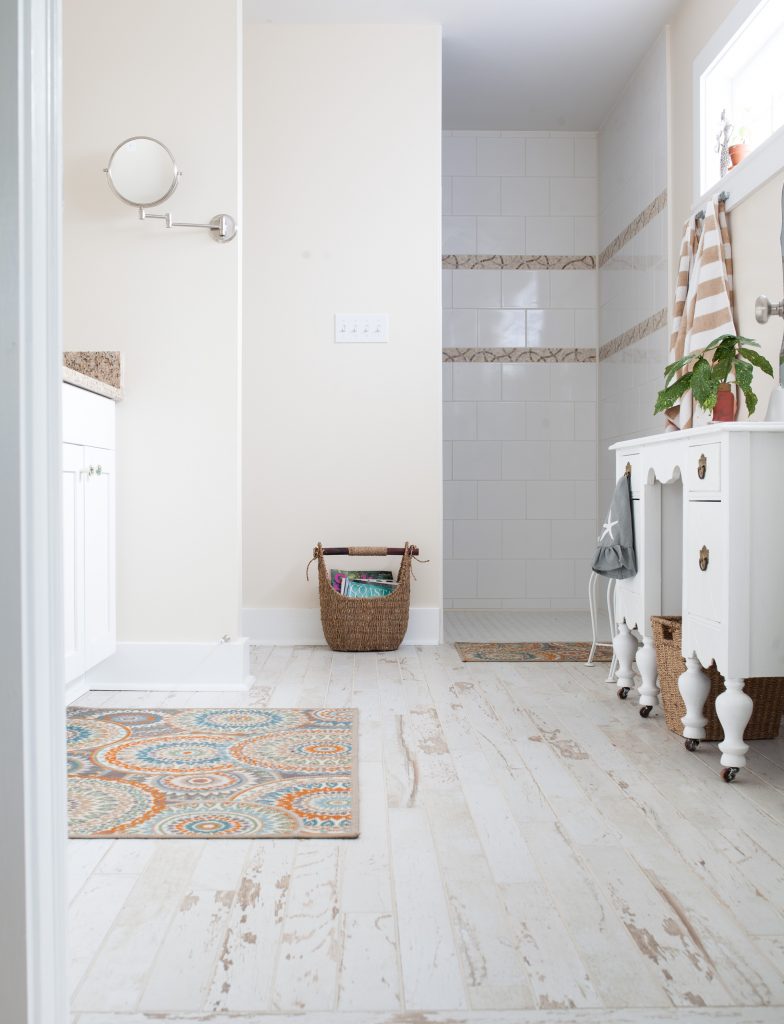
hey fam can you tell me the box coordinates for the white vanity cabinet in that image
[610,423,784,782]
[62,382,116,689]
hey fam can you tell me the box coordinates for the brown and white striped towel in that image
[666,199,735,430]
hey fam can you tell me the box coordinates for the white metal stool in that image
[586,572,617,682]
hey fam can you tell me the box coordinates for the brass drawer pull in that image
[699,545,709,571]
[697,453,707,480]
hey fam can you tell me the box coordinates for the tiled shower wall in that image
[598,33,670,513]
[442,131,599,609]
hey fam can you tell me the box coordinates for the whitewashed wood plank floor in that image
[68,612,784,1022]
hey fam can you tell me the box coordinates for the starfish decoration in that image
[599,518,618,543]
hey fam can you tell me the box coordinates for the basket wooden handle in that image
[317,546,419,557]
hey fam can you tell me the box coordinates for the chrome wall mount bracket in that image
[138,208,237,243]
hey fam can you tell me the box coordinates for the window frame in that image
[693,0,784,212]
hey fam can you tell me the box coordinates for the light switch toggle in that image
[335,314,389,343]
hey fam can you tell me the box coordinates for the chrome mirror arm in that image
[138,206,236,242]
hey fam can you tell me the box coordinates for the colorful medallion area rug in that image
[66,707,358,839]
[455,641,612,664]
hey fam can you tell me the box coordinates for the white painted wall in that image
[242,24,443,641]
[63,0,242,643]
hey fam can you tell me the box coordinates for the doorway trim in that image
[0,0,68,1021]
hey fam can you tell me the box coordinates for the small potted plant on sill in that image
[729,125,750,167]
[654,333,774,422]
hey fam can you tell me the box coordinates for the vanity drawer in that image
[687,442,722,497]
[685,501,726,625]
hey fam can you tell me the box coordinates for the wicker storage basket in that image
[650,615,784,741]
[309,543,416,653]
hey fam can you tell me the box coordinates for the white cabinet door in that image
[63,443,86,683]
[83,447,116,670]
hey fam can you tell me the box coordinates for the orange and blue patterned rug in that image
[66,707,358,839]
[455,641,612,663]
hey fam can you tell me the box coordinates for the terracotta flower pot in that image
[729,143,748,167]
[712,383,736,422]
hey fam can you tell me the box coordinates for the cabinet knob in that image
[697,453,707,480]
[699,545,709,571]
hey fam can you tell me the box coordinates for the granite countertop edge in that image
[63,365,123,401]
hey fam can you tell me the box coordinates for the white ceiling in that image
[244,0,683,130]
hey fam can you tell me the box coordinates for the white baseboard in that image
[241,607,442,646]
[81,639,253,692]
[65,677,91,704]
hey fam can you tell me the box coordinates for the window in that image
[697,0,784,198]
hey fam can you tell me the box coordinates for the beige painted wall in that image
[669,0,783,414]
[242,24,443,618]
[730,169,784,415]
[63,0,242,642]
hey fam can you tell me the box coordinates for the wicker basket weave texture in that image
[650,615,783,741]
[314,543,413,653]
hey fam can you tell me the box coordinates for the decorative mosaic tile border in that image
[598,308,668,362]
[598,190,668,268]
[443,347,596,363]
[442,254,595,270]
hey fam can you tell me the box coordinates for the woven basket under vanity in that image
[650,615,784,741]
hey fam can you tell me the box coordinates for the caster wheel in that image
[722,767,740,783]
[617,686,630,700]
[639,706,652,719]
[684,738,700,752]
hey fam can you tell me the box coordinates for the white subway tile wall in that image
[443,362,597,606]
[598,34,669,513]
[443,131,598,349]
[443,130,600,608]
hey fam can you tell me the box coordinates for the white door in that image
[62,443,85,682]
[83,446,116,670]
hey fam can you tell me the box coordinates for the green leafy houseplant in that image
[654,334,774,417]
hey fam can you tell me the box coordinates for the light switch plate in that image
[334,313,389,343]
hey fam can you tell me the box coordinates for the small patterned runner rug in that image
[455,641,612,663]
[66,707,358,839]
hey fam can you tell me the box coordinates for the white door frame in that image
[0,0,68,1021]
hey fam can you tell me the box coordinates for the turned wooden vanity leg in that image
[635,634,659,718]
[716,677,754,782]
[678,655,711,752]
[612,622,637,701]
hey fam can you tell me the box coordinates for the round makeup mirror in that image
[105,136,180,208]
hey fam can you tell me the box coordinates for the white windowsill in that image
[694,121,784,215]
